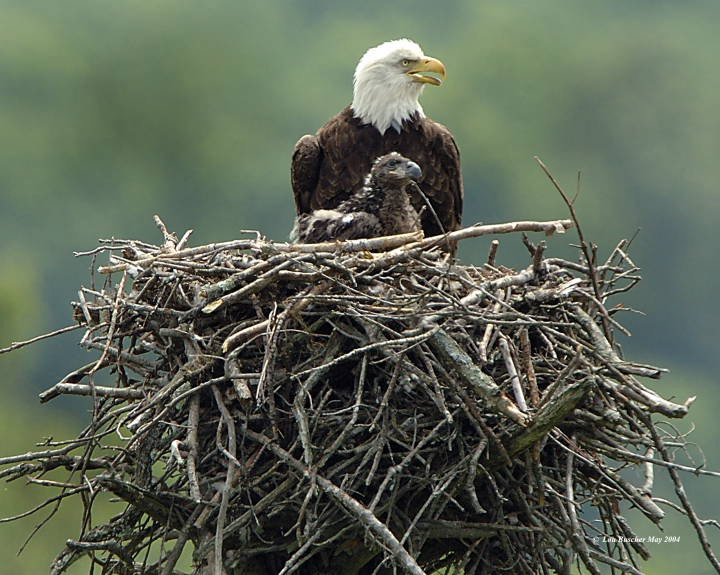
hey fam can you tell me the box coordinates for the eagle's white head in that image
[351,39,446,135]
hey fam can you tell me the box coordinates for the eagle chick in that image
[291,153,422,243]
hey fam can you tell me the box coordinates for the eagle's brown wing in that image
[314,109,378,209]
[292,108,383,216]
[291,134,323,215]
[415,119,464,235]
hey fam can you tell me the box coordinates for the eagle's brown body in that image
[292,106,463,238]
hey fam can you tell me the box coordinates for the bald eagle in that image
[291,152,422,243]
[291,39,463,239]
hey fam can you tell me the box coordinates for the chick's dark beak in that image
[404,161,422,182]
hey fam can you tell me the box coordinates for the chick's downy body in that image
[292,153,422,243]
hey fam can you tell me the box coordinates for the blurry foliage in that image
[0,399,87,575]
[0,1,718,573]
[0,252,42,376]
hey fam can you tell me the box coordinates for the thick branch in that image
[238,425,429,575]
[490,378,594,466]
[39,383,144,403]
[428,329,529,426]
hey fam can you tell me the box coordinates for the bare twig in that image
[0,325,83,355]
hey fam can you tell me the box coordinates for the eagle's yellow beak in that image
[407,57,446,86]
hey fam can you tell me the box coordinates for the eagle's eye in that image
[401,59,411,67]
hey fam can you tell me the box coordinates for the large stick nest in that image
[0,216,710,575]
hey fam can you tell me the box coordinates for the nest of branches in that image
[1,210,711,575]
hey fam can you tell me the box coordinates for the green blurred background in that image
[1,1,718,573]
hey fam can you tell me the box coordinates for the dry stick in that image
[640,448,655,495]
[316,355,368,468]
[419,519,542,539]
[538,349,584,407]
[76,289,94,327]
[0,455,110,482]
[569,305,621,362]
[186,394,202,502]
[255,303,281,402]
[154,214,178,249]
[565,438,602,575]
[238,425,429,575]
[83,341,156,371]
[398,470,461,551]
[465,438,489,514]
[587,443,720,479]
[202,477,295,550]
[175,228,193,251]
[498,335,528,412]
[0,324,83,355]
[519,328,540,407]
[277,231,424,253]
[409,181,446,236]
[124,367,214,447]
[369,417,451,512]
[38,383,144,403]
[486,239,500,267]
[293,373,315,469]
[540,318,686,416]
[0,485,89,523]
[0,445,82,467]
[188,484,290,557]
[461,267,536,309]
[95,475,195,529]
[418,348,454,424]
[74,244,127,257]
[269,219,572,255]
[352,246,426,273]
[294,327,440,378]
[277,530,324,575]
[478,289,504,363]
[428,329,529,426]
[611,514,651,562]
[550,433,665,524]
[521,231,537,255]
[575,287,632,337]
[532,240,546,276]
[408,181,452,253]
[644,412,720,572]
[223,282,327,353]
[170,375,230,408]
[534,157,612,340]
[586,550,646,575]
[159,504,205,575]
[202,259,296,313]
[98,239,257,274]
[90,271,128,375]
[369,354,405,432]
[199,253,294,302]
[211,385,238,575]
[489,378,594,467]
[413,219,572,250]
[569,308,692,417]
[65,540,134,566]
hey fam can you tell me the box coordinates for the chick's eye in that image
[387,160,399,168]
